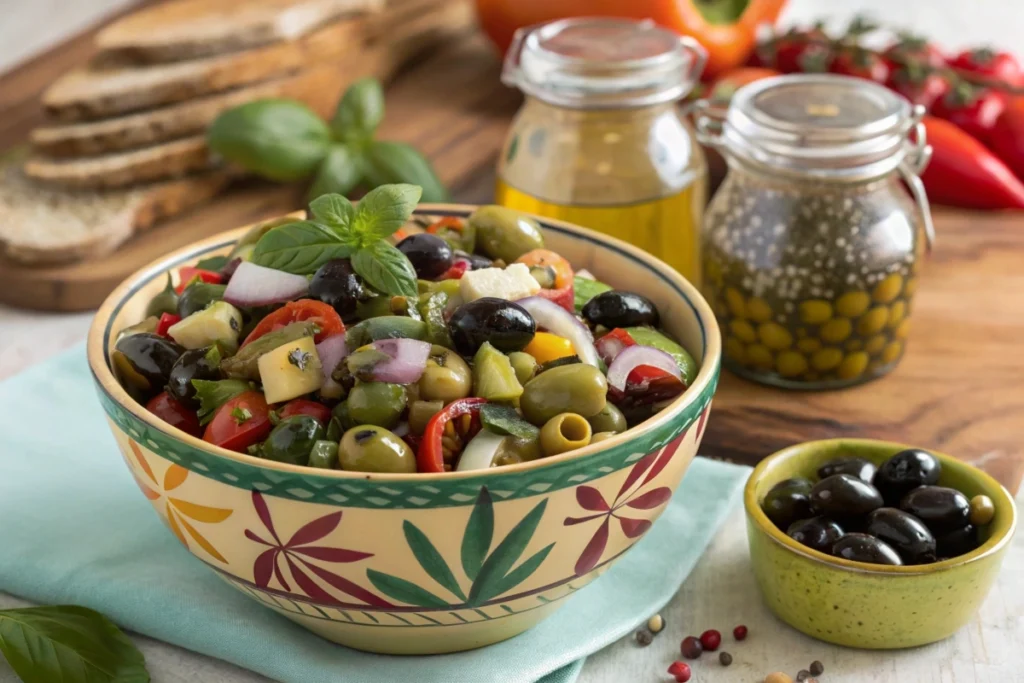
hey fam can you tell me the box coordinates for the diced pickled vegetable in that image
[257,336,324,404]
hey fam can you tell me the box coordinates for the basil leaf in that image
[352,183,422,242]
[362,141,449,203]
[308,145,362,203]
[0,605,149,683]
[480,403,539,440]
[251,221,353,274]
[330,78,385,143]
[352,241,418,297]
[308,192,355,237]
[192,379,250,424]
[208,99,330,182]
[573,275,612,313]
[195,255,229,272]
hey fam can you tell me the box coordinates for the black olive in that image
[832,533,903,565]
[112,333,185,403]
[900,485,971,533]
[448,297,536,355]
[455,250,493,270]
[581,290,660,329]
[761,478,813,531]
[167,347,223,407]
[817,456,876,483]
[865,507,937,564]
[177,282,227,317]
[787,516,844,553]
[396,233,453,279]
[310,258,366,317]
[873,448,941,505]
[935,524,978,558]
[810,474,884,520]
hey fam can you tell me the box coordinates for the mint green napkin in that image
[0,346,748,683]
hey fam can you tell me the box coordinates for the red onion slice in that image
[367,338,432,384]
[606,345,682,392]
[223,261,309,308]
[516,296,600,367]
[316,333,350,398]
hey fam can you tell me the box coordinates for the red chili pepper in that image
[920,115,1024,210]
[437,260,470,280]
[156,312,181,337]
[989,96,1024,181]
[418,398,487,473]
[175,267,222,294]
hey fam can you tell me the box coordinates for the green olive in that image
[177,282,227,318]
[260,416,325,466]
[508,351,538,385]
[417,345,472,402]
[587,403,627,434]
[590,431,618,444]
[494,435,543,466]
[346,382,407,428]
[309,440,340,469]
[117,316,159,341]
[540,413,592,456]
[339,426,416,473]
[468,205,545,262]
[520,364,608,426]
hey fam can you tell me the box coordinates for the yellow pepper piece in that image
[523,332,576,365]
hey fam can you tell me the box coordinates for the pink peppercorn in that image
[700,629,721,651]
[680,636,703,659]
[667,661,692,682]
[733,624,748,641]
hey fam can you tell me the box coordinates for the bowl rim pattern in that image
[87,204,721,498]
[744,438,1018,575]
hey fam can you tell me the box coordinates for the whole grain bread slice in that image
[43,18,364,122]
[0,160,234,265]
[96,0,382,64]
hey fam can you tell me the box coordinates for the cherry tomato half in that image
[146,391,201,437]
[241,300,345,347]
[175,267,222,294]
[277,399,332,425]
[516,248,575,312]
[203,391,272,453]
[419,397,487,473]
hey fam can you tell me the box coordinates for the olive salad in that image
[112,184,698,475]
[763,448,996,565]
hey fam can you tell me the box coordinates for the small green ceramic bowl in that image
[745,438,1017,649]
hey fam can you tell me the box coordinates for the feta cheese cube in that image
[460,263,542,302]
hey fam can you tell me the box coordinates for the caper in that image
[587,403,627,434]
[468,205,545,262]
[417,345,472,402]
[339,426,416,473]
[346,382,407,429]
[539,413,592,457]
[260,416,325,466]
[520,364,608,426]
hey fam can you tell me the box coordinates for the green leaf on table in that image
[402,521,466,602]
[308,193,355,238]
[352,183,422,242]
[207,99,331,182]
[308,145,363,202]
[366,570,450,608]
[330,78,385,143]
[351,241,418,297]
[460,488,494,582]
[192,379,250,425]
[251,221,353,274]
[467,499,548,606]
[0,605,149,683]
[362,141,449,203]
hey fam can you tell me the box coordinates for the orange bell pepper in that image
[475,0,789,80]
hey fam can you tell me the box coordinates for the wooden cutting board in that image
[2,16,1023,492]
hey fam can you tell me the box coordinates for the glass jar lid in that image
[501,18,706,109]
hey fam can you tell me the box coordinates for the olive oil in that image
[495,179,706,284]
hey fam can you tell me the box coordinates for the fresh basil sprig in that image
[208,78,448,202]
[0,605,149,683]
[252,184,422,297]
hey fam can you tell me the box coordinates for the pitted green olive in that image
[540,413,592,456]
[346,382,407,428]
[339,426,416,473]
[468,205,545,262]
[417,345,472,402]
[520,364,608,426]
[587,403,627,434]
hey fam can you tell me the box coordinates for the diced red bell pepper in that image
[175,267,222,294]
[437,260,470,280]
[156,313,182,337]
[595,328,637,365]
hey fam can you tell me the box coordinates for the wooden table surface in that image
[2,6,1024,683]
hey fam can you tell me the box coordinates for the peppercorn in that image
[764,674,794,683]
[719,651,733,666]
[699,629,721,651]
[647,613,665,634]
[668,661,692,682]
[680,636,703,659]
[810,660,825,676]
[733,624,748,641]
[797,671,811,682]
[634,629,652,646]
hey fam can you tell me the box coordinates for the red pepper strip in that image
[921,116,1024,209]
[594,328,637,365]
[175,267,222,294]
[437,260,470,281]
[419,397,487,473]
[516,248,575,313]
[156,313,182,337]
[609,365,686,406]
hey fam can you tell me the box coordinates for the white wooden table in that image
[3,1,1024,681]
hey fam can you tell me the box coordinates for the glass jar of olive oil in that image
[696,75,935,390]
[497,18,709,283]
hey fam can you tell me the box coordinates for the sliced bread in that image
[43,18,364,122]
[0,160,234,265]
[95,0,382,64]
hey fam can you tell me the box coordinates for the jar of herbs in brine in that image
[497,18,709,283]
[696,75,935,389]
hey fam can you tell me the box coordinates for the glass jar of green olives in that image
[696,75,935,389]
